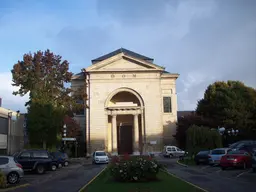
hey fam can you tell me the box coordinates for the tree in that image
[196,81,256,140]
[63,115,82,138]
[186,125,222,156]
[11,50,86,148]
[174,114,215,149]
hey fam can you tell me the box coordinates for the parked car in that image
[162,146,186,158]
[15,150,58,174]
[209,148,230,165]
[235,144,256,155]
[50,152,70,167]
[194,150,211,165]
[92,151,109,164]
[220,150,252,170]
[229,140,256,150]
[252,151,256,172]
[0,156,24,184]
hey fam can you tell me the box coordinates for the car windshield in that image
[211,149,226,155]
[95,152,106,156]
[198,151,209,155]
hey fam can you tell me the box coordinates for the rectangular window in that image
[163,97,172,113]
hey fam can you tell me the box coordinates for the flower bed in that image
[109,154,161,182]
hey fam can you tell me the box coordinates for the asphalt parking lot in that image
[157,156,256,192]
[196,164,256,182]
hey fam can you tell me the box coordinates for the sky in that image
[0,0,255,113]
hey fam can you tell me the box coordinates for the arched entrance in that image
[105,88,145,155]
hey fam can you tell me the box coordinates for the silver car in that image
[0,156,24,184]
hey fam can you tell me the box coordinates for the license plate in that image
[227,158,234,160]
[199,159,204,162]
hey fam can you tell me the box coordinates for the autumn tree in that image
[11,50,86,148]
[196,80,256,140]
[63,115,82,139]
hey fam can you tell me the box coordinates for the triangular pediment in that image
[86,54,164,72]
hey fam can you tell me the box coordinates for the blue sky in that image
[0,0,255,113]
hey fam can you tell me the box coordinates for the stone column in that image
[133,114,140,155]
[112,115,118,155]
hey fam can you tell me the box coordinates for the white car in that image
[92,151,109,164]
[162,146,186,158]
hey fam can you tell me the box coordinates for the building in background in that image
[0,107,24,155]
[71,48,179,155]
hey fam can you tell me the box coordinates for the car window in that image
[176,148,182,151]
[0,157,9,165]
[32,151,49,159]
[228,150,246,155]
[198,151,209,155]
[211,149,225,155]
[95,152,106,156]
[19,152,31,159]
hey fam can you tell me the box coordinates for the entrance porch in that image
[107,108,143,155]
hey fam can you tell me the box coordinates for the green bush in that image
[0,171,7,189]
[109,155,161,182]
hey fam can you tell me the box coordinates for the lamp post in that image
[63,124,67,146]
[7,110,13,155]
[227,128,239,136]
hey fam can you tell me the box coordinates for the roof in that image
[91,48,154,64]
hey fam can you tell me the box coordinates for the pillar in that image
[133,113,140,155]
[112,115,117,155]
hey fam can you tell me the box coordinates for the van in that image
[162,146,186,158]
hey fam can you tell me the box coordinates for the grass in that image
[82,168,204,192]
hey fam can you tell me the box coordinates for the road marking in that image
[162,169,209,192]
[78,167,106,192]
[236,170,250,178]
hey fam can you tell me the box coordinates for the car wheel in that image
[221,166,226,170]
[64,161,69,166]
[36,165,45,174]
[253,168,256,173]
[51,164,57,171]
[169,154,174,158]
[7,172,20,184]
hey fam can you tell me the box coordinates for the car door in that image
[17,151,32,170]
[0,157,9,175]
[176,147,184,157]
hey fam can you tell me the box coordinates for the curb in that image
[0,183,30,192]
[78,167,107,192]
[176,160,188,167]
[162,169,208,192]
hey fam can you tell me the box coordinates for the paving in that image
[157,156,256,192]
[11,159,105,192]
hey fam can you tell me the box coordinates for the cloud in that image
[0,0,255,111]
[0,73,29,112]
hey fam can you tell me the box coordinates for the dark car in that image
[229,140,256,150]
[236,144,256,155]
[194,150,211,165]
[50,152,69,167]
[15,150,58,174]
[252,151,256,172]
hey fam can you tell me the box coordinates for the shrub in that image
[0,171,7,189]
[109,155,161,182]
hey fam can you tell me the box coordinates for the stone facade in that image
[71,48,179,155]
